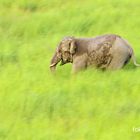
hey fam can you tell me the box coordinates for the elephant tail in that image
[130,48,140,67]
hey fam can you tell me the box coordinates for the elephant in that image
[50,34,140,73]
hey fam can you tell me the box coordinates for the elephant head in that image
[50,36,77,72]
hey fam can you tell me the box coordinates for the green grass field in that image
[0,0,140,139]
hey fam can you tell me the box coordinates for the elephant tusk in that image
[50,63,56,67]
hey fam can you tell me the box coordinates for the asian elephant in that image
[50,34,140,73]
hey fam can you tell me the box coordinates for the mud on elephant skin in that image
[50,34,140,73]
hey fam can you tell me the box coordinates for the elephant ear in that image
[70,39,77,54]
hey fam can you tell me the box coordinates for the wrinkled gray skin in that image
[50,34,140,73]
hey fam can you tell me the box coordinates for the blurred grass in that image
[0,0,140,139]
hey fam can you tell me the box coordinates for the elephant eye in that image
[64,51,70,54]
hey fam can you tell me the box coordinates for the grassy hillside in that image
[0,0,140,139]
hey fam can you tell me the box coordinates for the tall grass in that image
[0,0,140,139]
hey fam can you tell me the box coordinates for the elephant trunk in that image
[50,52,61,72]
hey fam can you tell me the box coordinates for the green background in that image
[0,0,140,139]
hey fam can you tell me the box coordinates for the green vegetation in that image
[0,0,140,139]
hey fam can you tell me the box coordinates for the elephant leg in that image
[72,55,87,73]
[107,54,130,70]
